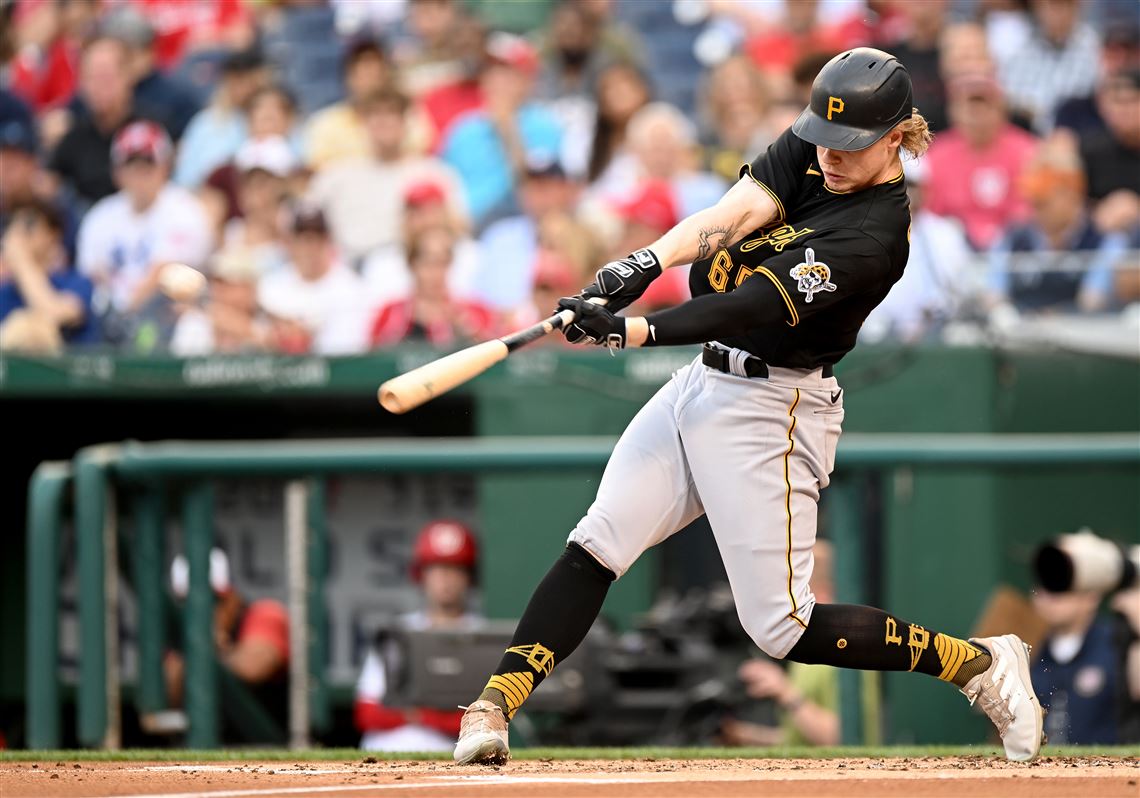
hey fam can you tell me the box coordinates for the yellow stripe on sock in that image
[486,675,524,714]
[501,671,534,698]
[934,634,980,682]
[486,672,535,719]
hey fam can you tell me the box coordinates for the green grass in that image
[2,745,1139,763]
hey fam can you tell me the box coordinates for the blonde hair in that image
[900,108,933,158]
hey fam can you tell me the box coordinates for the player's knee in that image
[737,613,788,659]
[566,526,627,579]
[562,542,617,583]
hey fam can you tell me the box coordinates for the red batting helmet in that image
[411,520,478,581]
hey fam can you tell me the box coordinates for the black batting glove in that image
[557,296,628,349]
[580,247,662,313]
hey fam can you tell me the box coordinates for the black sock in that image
[478,543,615,718]
[786,603,991,688]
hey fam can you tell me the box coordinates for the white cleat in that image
[453,700,510,765]
[961,634,1045,762]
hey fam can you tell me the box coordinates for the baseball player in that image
[455,49,1045,764]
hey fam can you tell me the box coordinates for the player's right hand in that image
[581,247,662,313]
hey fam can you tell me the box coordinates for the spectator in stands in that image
[939,22,998,86]
[165,547,290,742]
[609,179,690,314]
[0,199,96,349]
[170,249,266,356]
[362,179,481,307]
[1054,27,1140,137]
[118,0,254,72]
[174,48,269,189]
[7,0,96,114]
[0,103,38,233]
[369,225,496,347]
[862,158,974,343]
[506,249,581,339]
[217,137,297,276]
[986,143,1124,315]
[0,98,77,253]
[308,87,466,266]
[201,84,302,225]
[535,2,608,103]
[585,61,651,196]
[1077,68,1140,237]
[1031,579,1140,744]
[997,0,1100,134]
[77,121,213,336]
[442,32,562,228]
[887,0,951,133]
[394,0,469,97]
[924,72,1038,251]
[100,6,200,141]
[258,202,368,355]
[978,0,1034,68]
[723,540,878,747]
[626,102,726,219]
[304,38,393,170]
[538,207,601,285]
[356,520,481,752]
[48,35,137,208]
[473,151,579,313]
[712,0,859,96]
[534,1,638,178]
[700,55,770,185]
[415,13,489,152]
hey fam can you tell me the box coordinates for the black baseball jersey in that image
[688,128,911,368]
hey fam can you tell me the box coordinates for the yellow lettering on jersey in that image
[740,224,813,254]
[735,266,754,287]
[827,96,845,120]
[708,249,732,292]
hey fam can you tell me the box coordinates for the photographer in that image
[1030,532,1140,744]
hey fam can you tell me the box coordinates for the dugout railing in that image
[25,434,1140,750]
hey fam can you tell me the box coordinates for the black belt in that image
[701,344,833,379]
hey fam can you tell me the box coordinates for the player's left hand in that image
[557,296,627,349]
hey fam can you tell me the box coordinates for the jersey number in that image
[708,250,754,293]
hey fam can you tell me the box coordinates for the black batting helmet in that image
[792,48,913,151]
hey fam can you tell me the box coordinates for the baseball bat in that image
[377,299,605,414]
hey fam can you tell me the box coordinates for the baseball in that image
[158,261,207,302]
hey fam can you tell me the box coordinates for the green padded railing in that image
[26,433,1140,749]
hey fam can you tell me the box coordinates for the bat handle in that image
[500,297,608,352]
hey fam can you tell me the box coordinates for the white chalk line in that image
[134,767,360,776]
[36,775,692,798]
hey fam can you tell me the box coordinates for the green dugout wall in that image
[4,344,1139,746]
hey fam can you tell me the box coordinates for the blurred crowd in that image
[0,0,1137,356]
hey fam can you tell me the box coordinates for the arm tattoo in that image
[695,214,747,260]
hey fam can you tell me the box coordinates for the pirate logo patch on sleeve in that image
[789,247,837,303]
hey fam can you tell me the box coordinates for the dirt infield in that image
[3,756,1138,798]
